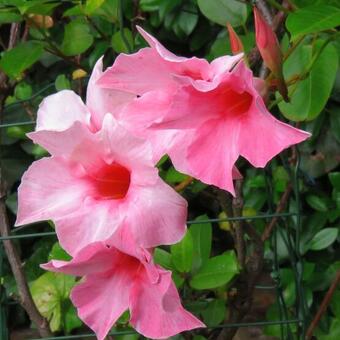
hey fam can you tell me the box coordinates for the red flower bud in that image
[254,6,288,101]
[226,23,244,55]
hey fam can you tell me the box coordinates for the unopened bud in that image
[226,23,244,55]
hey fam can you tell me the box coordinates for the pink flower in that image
[31,57,134,138]
[42,240,204,339]
[16,111,187,256]
[98,27,310,195]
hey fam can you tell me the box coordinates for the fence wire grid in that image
[0,84,309,340]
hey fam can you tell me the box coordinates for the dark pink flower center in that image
[221,88,253,116]
[91,163,131,200]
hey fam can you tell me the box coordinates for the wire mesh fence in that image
[0,86,309,340]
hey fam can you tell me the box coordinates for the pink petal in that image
[125,178,187,248]
[130,267,204,338]
[239,97,310,167]
[136,26,210,73]
[43,243,138,340]
[41,242,119,276]
[98,48,178,94]
[86,57,135,131]
[54,199,123,256]
[28,121,101,166]
[209,54,243,77]
[15,157,92,226]
[185,119,240,195]
[99,114,157,180]
[35,90,90,132]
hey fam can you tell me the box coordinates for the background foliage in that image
[0,0,339,339]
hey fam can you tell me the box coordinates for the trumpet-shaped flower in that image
[16,114,187,256]
[42,240,204,340]
[99,27,310,195]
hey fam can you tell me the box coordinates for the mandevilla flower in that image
[98,27,310,195]
[42,238,204,339]
[16,109,187,256]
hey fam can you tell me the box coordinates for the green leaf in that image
[309,228,338,250]
[171,231,193,273]
[279,40,338,121]
[190,251,239,290]
[317,318,340,340]
[201,299,225,326]
[0,41,43,78]
[48,242,72,262]
[85,0,105,14]
[111,28,133,53]
[329,172,340,190]
[30,272,76,332]
[190,214,212,271]
[153,248,173,270]
[0,11,22,24]
[286,5,340,40]
[330,107,340,143]
[63,301,82,333]
[165,167,187,183]
[62,20,93,56]
[197,0,247,27]
[14,82,32,100]
[306,194,329,212]
[330,290,340,318]
[55,74,71,91]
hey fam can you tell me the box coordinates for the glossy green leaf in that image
[48,242,72,262]
[306,194,329,212]
[190,214,212,271]
[62,20,93,56]
[329,172,340,190]
[190,251,239,290]
[165,167,187,183]
[286,5,340,40]
[197,0,247,27]
[111,28,133,53]
[85,0,105,14]
[309,228,338,250]
[330,290,340,318]
[55,74,71,91]
[171,231,193,273]
[201,299,225,326]
[153,248,173,270]
[30,272,76,332]
[0,11,22,23]
[14,82,32,100]
[278,40,338,121]
[0,41,44,78]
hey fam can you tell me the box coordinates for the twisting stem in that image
[306,271,340,340]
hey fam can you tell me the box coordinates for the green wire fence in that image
[0,85,309,339]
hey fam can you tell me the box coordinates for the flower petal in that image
[239,96,310,167]
[185,119,240,195]
[125,178,187,248]
[54,199,123,256]
[15,157,92,226]
[130,267,204,339]
[35,90,90,132]
[41,242,119,276]
[86,57,135,131]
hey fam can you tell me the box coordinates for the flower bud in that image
[254,6,288,101]
[226,23,244,55]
